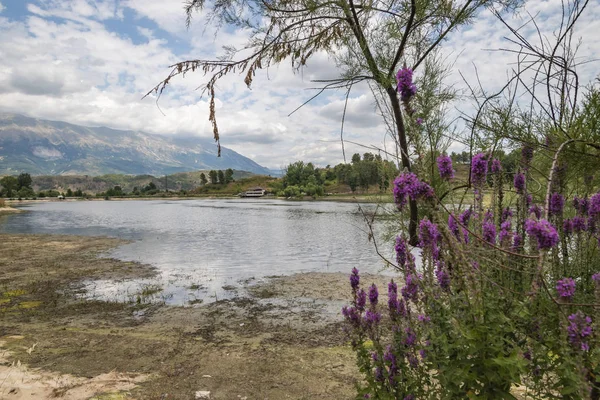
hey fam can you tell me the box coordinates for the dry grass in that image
[0,198,5,208]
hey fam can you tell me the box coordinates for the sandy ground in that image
[0,234,391,399]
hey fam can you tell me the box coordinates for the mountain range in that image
[0,113,271,176]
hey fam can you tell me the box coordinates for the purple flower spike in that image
[592,272,600,283]
[549,193,564,216]
[482,211,496,244]
[368,284,379,306]
[492,158,502,174]
[448,214,460,239]
[356,289,367,311]
[563,218,573,236]
[396,67,417,102]
[525,219,559,249]
[437,155,455,180]
[350,267,360,291]
[393,172,434,211]
[401,273,420,303]
[512,233,523,252]
[395,236,408,268]
[567,311,592,352]
[471,153,488,187]
[436,264,450,290]
[590,192,600,220]
[572,216,586,232]
[416,117,423,125]
[556,278,576,299]
[528,204,541,220]
[514,172,525,194]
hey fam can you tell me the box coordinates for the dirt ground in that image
[0,234,393,399]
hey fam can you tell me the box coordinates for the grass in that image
[0,198,5,208]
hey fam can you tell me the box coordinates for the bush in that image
[343,148,600,399]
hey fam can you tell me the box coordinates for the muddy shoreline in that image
[0,233,393,399]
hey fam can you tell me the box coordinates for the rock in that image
[195,391,211,399]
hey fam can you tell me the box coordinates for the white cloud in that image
[0,0,599,169]
[0,2,4,14]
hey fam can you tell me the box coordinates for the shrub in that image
[343,147,600,399]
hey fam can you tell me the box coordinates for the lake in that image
[1,199,398,305]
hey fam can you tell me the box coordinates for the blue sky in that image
[0,0,599,169]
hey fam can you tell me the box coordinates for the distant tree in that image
[209,170,218,184]
[351,153,361,164]
[347,172,359,193]
[144,181,157,192]
[217,170,225,184]
[0,176,18,197]
[225,168,234,183]
[66,188,73,197]
[200,172,208,185]
[17,173,32,190]
[74,188,83,197]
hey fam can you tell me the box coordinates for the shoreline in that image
[0,232,393,399]
[6,193,393,207]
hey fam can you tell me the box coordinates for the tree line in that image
[275,153,399,197]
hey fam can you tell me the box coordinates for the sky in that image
[0,0,598,169]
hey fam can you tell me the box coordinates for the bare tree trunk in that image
[387,86,418,245]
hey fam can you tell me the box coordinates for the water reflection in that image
[1,199,397,305]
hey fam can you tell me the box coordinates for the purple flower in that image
[404,396,415,400]
[383,346,398,381]
[418,314,431,323]
[512,233,523,252]
[521,144,534,166]
[368,284,378,306]
[501,207,513,222]
[350,267,360,291]
[549,193,564,216]
[364,310,381,326]
[459,208,473,243]
[526,194,533,208]
[437,155,455,180]
[567,311,592,352]
[471,153,488,187]
[572,216,586,232]
[563,218,573,236]
[590,192,600,219]
[416,117,423,125]
[525,219,559,249]
[393,172,434,210]
[388,281,398,313]
[491,158,502,174]
[342,306,361,326]
[528,204,541,220]
[436,264,450,290]
[592,273,600,283]
[573,196,589,216]
[375,366,384,382]
[499,220,512,246]
[403,327,417,347]
[556,278,576,299]
[482,211,496,244]
[395,236,408,268]
[514,172,525,194]
[448,214,460,239]
[401,273,420,303]
[396,67,417,102]
[419,218,440,249]
[523,350,532,361]
[356,289,367,311]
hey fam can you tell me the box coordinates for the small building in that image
[240,187,266,197]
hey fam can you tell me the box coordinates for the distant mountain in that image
[0,113,271,176]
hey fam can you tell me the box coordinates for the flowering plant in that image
[343,78,600,398]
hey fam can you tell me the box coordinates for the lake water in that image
[1,199,398,305]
